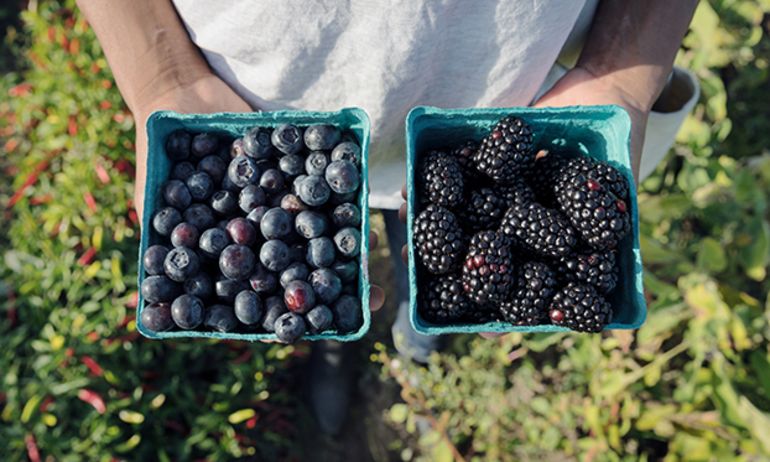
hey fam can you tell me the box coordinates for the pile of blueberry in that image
[140,123,364,343]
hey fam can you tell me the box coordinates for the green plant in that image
[0,2,301,460]
[378,1,770,460]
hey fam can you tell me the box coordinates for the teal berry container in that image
[137,108,372,342]
[406,105,647,335]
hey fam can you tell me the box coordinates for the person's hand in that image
[132,73,253,221]
[533,65,649,183]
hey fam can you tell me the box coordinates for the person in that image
[77,0,699,434]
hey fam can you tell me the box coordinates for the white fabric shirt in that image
[172,0,697,208]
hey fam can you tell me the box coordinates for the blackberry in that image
[556,248,618,294]
[458,188,506,232]
[463,304,498,324]
[554,157,631,250]
[419,275,470,324]
[450,140,477,176]
[495,176,534,207]
[499,202,577,258]
[461,231,514,305]
[549,283,612,332]
[526,150,568,206]
[472,116,535,182]
[420,151,464,208]
[498,262,558,326]
[413,205,466,275]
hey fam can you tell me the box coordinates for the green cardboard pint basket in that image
[137,108,371,342]
[406,105,646,335]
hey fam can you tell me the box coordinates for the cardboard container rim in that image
[138,107,372,342]
[406,104,646,335]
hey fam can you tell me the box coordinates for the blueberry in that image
[284,280,316,314]
[232,290,262,325]
[308,268,342,304]
[304,124,341,151]
[330,141,361,166]
[184,272,214,300]
[215,277,249,302]
[171,294,205,329]
[243,127,276,160]
[185,171,214,201]
[334,227,361,258]
[172,161,196,180]
[239,185,266,212]
[153,207,182,236]
[228,154,260,187]
[260,208,293,240]
[204,304,238,333]
[280,193,308,214]
[216,219,230,231]
[143,245,170,276]
[305,151,329,176]
[329,190,358,206]
[249,262,279,294]
[163,180,192,209]
[274,312,306,343]
[332,203,361,228]
[246,206,269,227]
[141,302,175,332]
[226,217,257,246]
[280,262,310,289]
[325,160,360,194]
[170,222,200,248]
[260,240,290,272]
[262,296,287,332]
[231,138,245,158]
[164,247,200,282]
[141,275,182,303]
[297,175,331,207]
[269,191,287,208]
[332,260,358,284]
[295,211,328,239]
[288,243,307,263]
[219,244,257,280]
[292,175,308,194]
[259,168,285,195]
[271,124,304,155]
[198,155,227,184]
[191,133,219,158]
[221,172,242,193]
[166,130,191,161]
[306,237,335,268]
[199,227,230,258]
[210,190,239,216]
[279,154,305,178]
[332,295,361,333]
[306,305,333,333]
[183,204,216,230]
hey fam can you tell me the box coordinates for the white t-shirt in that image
[173,0,597,209]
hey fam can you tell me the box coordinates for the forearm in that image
[578,0,698,112]
[76,0,211,113]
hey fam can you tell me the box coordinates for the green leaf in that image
[227,408,255,425]
[696,237,727,272]
[20,395,42,423]
[389,404,409,424]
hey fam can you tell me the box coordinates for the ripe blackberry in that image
[450,140,480,181]
[472,116,535,182]
[420,275,470,324]
[556,248,618,294]
[461,231,514,305]
[413,205,466,275]
[527,150,569,206]
[420,151,464,208]
[495,176,534,207]
[498,262,558,326]
[499,202,577,258]
[464,304,499,324]
[458,187,506,232]
[549,283,613,332]
[554,157,631,250]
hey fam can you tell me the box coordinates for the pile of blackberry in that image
[140,124,363,343]
[413,115,629,332]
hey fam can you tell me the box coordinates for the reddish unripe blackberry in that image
[549,283,612,332]
[461,231,514,305]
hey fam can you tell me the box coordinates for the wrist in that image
[573,62,664,114]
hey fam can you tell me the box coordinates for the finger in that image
[401,245,408,264]
[369,231,378,250]
[369,285,385,311]
[401,184,407,200]
[398,203,407,223]
[480,332,502,339]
